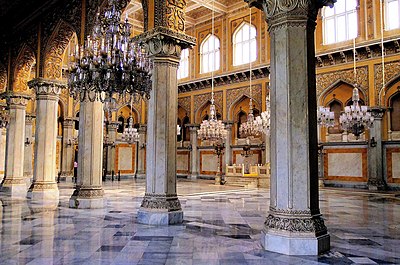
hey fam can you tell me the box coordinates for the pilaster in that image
[27,78,65,206]
[0,92,30,198]
[368,107,386,190]
[136,26,196,225]
[246,0,333,255]
[69,100,105,209]
[60,118,75,181]
[187,124,200,180]
[136,124,147,179]
[23,114,35,184]
[106,121,119,175]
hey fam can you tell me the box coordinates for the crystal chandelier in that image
[0,104,9,128]
[239,8,261,139]
[197,0,227,146]
[122,98,139,144]
[255,91,271,135]
[339,85,374,138]
[68,0,152,102]
[317,106,335,127]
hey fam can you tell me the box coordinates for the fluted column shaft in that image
[27,78,64,204]
[0,93,29,198]
[23,115,35,182]
[248,0,332,255]
[136,124,147,178]
[69,100,104,209]
[60,118,75,180]
[187,124,199,179]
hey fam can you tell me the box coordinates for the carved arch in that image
[318,79,368,106]
[43,20,76,80]
[228,94,261,120]
[116,104,141,125]
[12,44,36,93]
[380,73,400,106]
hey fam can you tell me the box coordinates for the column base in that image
[27,182,59,204]
[368,180,386,191]
[188,173,198,180]
[59,172,73,182]
[135,172,146,179]
[261,230,330,255]
[0,179,27,199]
[137,193,183,225]
[69,188,105,209]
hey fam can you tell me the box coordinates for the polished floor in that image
[0,179,399,265]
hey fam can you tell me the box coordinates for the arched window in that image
[322,0,358,44]
[200,34,220,74]
[117,116,125,133]
[327,100,344,134]
[233,23,257,66]
[390,93,400,131]
[177,49,189,79]
[385,0,400,30]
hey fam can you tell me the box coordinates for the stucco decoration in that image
[43,20,75,80]
[13,45,36,93]
[226,84,262,112]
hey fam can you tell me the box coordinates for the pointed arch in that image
[380,73,400,106]
[13,44,36,93]
[318,79,368,106]
[196,100,222,123]
[228,94,261,120]
[43,20,76,80]
[233,21,257,66]
[200,34,220,74]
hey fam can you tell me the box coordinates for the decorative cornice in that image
[25,114,36,125]
[0,91,31,107]
[186,124,200,131]
[107,121,120,130]
[370,107,386,119]
[62,118,75,127]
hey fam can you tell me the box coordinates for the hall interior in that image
[0,0,399,263]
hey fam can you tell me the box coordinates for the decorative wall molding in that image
[178,96,191,113]
[140,193,182,211]
[194,91,223,114]
[227,83,262,112]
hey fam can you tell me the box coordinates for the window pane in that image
[251,40,257,62]
[387,1,399,30]
[346,0,357,10]
[324,6,335,17]
[325,18,335,44]
[335,0,346,13]
[336,15,346,42]
[348,12,358,38]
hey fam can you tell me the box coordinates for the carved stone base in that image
[262,230,330,255]
[137,194,183,225]
[261,211,330,255]
[0,179,27,199]
[59,171,73,182]
[69,187,105,209]
[27,182,59,204]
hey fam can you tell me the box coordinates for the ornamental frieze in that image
[76,188,104,198]
[194,91,223,113]
[264,214,327,235]
[13,46,36,93]
[316,66,368,99]
[166,0,186,32]
[178,96,191,113]
[226,84,262,111]
[140,193,182,211]
[0,66,7,92]
[374,60,400,105]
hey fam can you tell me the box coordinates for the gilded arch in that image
[0,63,7,92]
[13,44,36,93]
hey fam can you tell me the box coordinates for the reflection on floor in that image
[0,179,399,265]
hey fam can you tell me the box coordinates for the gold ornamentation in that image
[0,66,6,92]
[375,60,400,105]
[194,91,223,113]
[178,96,191,113]
[166,0,186,32]
[13,45,36,93]
[43,21,75,80]
[226,84,262,112]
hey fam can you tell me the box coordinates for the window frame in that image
[200,34,220,74]
[385,0,400,30]
[177,49,189,80]
[232,22,257,66]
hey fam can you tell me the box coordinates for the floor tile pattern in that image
[0,179,399,265]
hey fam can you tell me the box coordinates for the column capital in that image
[186,124,200,132]
[134,27,196,59]
[25,114,36,125]
[107,121,120,131]
[63,118,76,128]
[223,120,234,129]
[28,78,65,100]
[245,0,336,25]
[370,107,386,120]
[138,124,147,133]
[1,92,31,108]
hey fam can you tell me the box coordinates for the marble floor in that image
[0,179,399,265]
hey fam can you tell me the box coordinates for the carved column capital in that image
[223,121,234,130]
[107,121,120,131]
[186,124,200,133]
[25,114,36,125]
[28,78,66,101]
[134,27,196,60]
[138,124,147,134]
[1,92,31,108]
[370,107,386,120]
[63,118,75,128]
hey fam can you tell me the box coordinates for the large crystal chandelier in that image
[122,118,139,144]
[339,85,374,138]
[197,0,227,146]
[317,106,334,127]
[239,7,261,139]
[255,91,271,135]
[68,0,152,102]
[0,104,9,128]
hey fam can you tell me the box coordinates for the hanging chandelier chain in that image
[249,7,253,113]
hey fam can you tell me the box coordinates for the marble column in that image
[368,107,386,190]
[224,121,234,167]
[136,124,147,179]
[23,115,35,184]
[60,118,75,181]
[0,93,30,198]
[187,124,200,180]
[27,78,64,205]
[69,100,105,209]
[106,121,119,175]
[136,28,195,225]
[247,0,332,255]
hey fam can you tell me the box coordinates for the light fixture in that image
[239,7,261,139]
[0,104,9,128]
[177,125,181,136]
[121,98,139,144]
[339,39,374,139]
[68,0,152,102]
[197,0,227,185]
[255,87,271,135]
[317,106,335,127]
